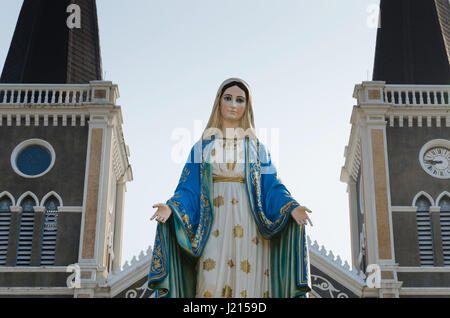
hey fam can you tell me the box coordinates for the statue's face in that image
[220,85,246,124]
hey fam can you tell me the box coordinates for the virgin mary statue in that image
[148,78,312,298]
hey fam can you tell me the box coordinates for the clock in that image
[419,139,450,179]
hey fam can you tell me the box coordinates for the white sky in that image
[0,0,380,269]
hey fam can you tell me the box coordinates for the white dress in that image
[195,139,271,298]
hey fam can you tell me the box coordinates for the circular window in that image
[11,139,56,178]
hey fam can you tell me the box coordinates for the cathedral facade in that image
[0,0,448,298]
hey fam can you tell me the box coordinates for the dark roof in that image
[435,0,450,63]
[372,0,450,85]
[0,0,102,84]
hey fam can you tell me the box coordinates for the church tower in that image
[0,0,132,297]
[341,0,450,298]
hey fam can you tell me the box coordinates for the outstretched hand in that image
[291,206,313,226]
[151,203,172,224]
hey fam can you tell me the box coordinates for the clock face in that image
[423,146,450,178]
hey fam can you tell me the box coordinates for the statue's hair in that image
[202,78,257,141]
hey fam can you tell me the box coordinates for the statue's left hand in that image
[151,203,172,224]
[291,206,313,226]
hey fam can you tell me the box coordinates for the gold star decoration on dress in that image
[252,237,259,245]
[204,291,212,298]
[227,162,236,171]
[231,198,239,205]
[222,285,233,298]
[240,290,247,298]
[233,225,244,238]
[263,291,269,298]
[223,140,237,149]
[240,260,251,274]
[203,258,216,271]
[214,196,224,208]
[227,259,234,268]
[212,229,219,237]
[264,269,269,277]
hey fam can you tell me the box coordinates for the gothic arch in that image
[436,191,450,207]
[40,191,63,207]
[414,193,435,266]
[0,191,15,206]
[17,191,39,207]
[412,191,435,207]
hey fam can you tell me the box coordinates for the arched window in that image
[439,196,450,266]
[0,197,12,265]
[16,197,36,266]
[40,197,59,265]
[416,196,434,266]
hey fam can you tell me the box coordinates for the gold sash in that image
[212,174,245,184]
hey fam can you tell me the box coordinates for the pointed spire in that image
[372,0,450,84]
[1,0,102,84]
[435,0,450,63]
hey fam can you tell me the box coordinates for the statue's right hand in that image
[150,203,172,224]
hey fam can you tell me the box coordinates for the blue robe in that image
[148,135,312,298]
